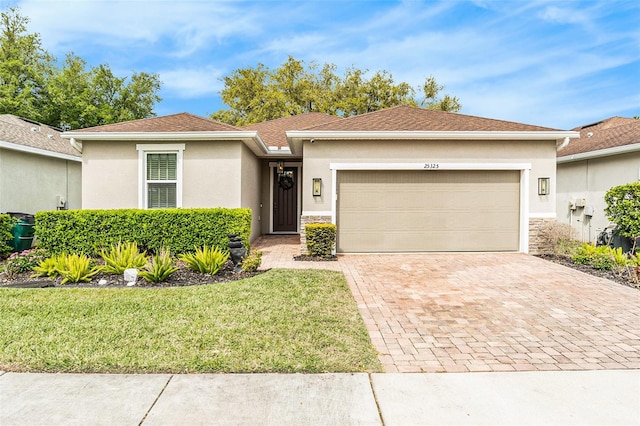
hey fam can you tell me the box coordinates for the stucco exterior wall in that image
[81,140,248,210]
[301,139,557,217]
[181,141,241,208]
[240,144,262,241]
[557,152,640,243]
[81,140,138,209]
[0,148,81,214]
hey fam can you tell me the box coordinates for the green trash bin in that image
[7,212,35,252]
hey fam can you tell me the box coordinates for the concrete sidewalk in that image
[1,370,638,425]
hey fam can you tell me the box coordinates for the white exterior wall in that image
[0,148,81,214]
[557,152,640,243]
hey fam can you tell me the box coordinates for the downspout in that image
[70,138,83,154]
[556,136,570,152]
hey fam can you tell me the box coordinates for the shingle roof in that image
[240,113,343,147]
[557,116,640,157]
[305,105,559,132]
[0,114,80,158]
[73,113,241,133]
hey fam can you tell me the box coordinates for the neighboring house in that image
[0,115,82,215]
[557,117,640,243]
[62,106,578,254]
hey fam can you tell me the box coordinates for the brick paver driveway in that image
[255,236,640,373]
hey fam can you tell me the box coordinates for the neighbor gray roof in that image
[557,116,640,158]
[0,115,80,158]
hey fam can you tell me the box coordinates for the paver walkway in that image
[253,235,640,373]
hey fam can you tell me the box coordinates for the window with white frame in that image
[136,144,184,209]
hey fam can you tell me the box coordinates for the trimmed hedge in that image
[306,223,336,257]
[35,208,252,255]
[0,214,13,258]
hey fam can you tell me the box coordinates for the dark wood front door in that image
[273,167,298,232]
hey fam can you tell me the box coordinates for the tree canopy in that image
[0,7,161,129]
[211,56,461,126]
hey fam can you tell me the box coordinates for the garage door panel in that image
[337,170,520,252]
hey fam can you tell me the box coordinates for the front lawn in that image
[0,269,381,373]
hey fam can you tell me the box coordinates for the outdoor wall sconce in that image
[277,160,284,175]
[312,178,322,196]
[538,177,550,195]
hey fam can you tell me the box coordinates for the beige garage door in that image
[337,170,520,252]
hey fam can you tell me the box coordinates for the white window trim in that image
[329,162,532,253]
[136,144,185,209]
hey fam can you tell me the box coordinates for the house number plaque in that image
[423,163,440,169]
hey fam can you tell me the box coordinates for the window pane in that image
[148,183,176,208]
[147,153,176,180]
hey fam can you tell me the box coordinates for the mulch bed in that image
[0,261,263,289]
[538,254,639,289]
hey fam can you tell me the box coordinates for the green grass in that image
[0,269,381,373]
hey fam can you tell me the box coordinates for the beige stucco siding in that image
[258,160,272,235]
[81,139,265,241]
[81,141,138,209]
[240,144,262,241]
[0,148,81,213]
[302,139,557,216]
[182,141,241,208]
[557,152,640,243]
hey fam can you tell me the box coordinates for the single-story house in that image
[0,114,81,214]
[557,116,640,243]
[62,106,578,254]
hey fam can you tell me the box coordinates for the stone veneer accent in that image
[528,217,556,255]
[299,214,333,255]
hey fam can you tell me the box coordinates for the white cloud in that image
[159,67,223,99]
[18,0,258,57]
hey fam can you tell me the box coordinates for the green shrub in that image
[35,208,251,255]
[56,253,102,285]
[572,244,597,264]
[242,250,262,272]
[179,246,230,275]
[139,250,179,283]
[3,248,49,279]
[605,182,640,240]
[0,214,13,258]
[591,250,615,270]
[305,223,336,257]
[99,241,148,274]
[32,254,65,278]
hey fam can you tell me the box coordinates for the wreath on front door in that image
[278,173,294,190]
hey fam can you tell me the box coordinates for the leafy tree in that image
[0,7,161,129]
[0,7,54,121]
[605,182,640,240]
[211,56,461,126]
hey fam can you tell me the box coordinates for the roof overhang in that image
[61,131,273,157]
[286,130,580,156]
[557,142,640,163]
[0,140,81,162]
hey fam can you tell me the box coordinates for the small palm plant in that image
[179,246,229,275]
[57,253,102,284]
[99,241,148,274]
[139,250,179,283]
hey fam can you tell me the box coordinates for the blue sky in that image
[7,0,640,129]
